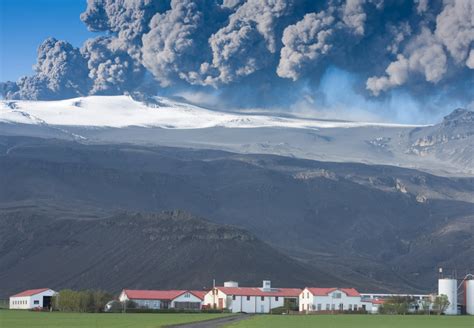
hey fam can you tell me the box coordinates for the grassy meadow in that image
[2,311,473,328]
[226,314,474,328]
[0,310,231,328]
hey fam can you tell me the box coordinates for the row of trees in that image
[52,289,112,313]
[378,295,450,315]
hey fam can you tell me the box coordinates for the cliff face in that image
[408,109,474,170]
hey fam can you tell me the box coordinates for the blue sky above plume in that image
[0,0,96,81]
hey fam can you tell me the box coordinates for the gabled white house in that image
[9,288,56,310]
[119,289,206,310]
[203,281,301,313]
[299,287,372,312]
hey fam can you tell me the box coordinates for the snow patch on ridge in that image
[0,95,422,129]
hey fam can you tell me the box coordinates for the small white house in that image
[9,288,56,310]
[119,289,206,310]
[203,281,301,313]
[299,287,372,312]
[367,298,385,314]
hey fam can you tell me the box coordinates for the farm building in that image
[203,280,301,313]
[9,288,56,310]
[119,289,206,310]
[366,298,385,314]
[299,287,372,312]
[361,292,431,313]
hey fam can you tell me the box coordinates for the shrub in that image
[53,289,113,313]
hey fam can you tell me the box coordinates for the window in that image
[333,292,342,299]
[34,300,39,305]
[326,304,330,311]
[317,304,322,311]
[353,305,357,311]
[246,296,250,301]
[184,293,190,298]
[232,295,236,300]
[261,296,264,301]
[331,304,335,310]
[275,297,279,301]
[339,303,343,311]
[349,304,352,311]
[306,292,309,298]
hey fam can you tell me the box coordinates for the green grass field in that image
[226,314,474,328]
[0,310,231,328]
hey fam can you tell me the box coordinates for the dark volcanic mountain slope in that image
[0,136,472,293]
[0,209,342,299]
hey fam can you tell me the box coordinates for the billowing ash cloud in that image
[367,0,474,95]
[3,38,90,100]
[141,0,217,87]
[82,36,146,94]
[277,11,336,81]
[367,27,447,96]
[1,0,473,123]
[184,0,294,86]
[80,0,169,59]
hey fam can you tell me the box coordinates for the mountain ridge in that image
[1,96,471,176]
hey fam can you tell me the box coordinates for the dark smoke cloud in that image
[1,0,473,122]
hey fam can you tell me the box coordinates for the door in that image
[43,296,52,310]
[218,298,223,309]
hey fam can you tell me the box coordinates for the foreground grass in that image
[226,314,474,328]
[0,310,232,328]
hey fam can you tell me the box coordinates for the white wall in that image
[299,289,372,313]
[203,288,228,310]
[119,292,162,309]
[227,295,288,313]
[9,296,30,310]
[171,292,202,309]
[9,290,56,310]
[203,288,296,313]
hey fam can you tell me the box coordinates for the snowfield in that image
[0,95,419,129]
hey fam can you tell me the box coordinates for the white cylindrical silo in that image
[466,280,474,315]
[438,278,457,315]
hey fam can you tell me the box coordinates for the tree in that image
[433,294,450,315]
[420,298,433,315]
[378,296,416,315]
[54,289,113,313]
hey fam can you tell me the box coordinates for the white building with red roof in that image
[299,287,372,312]
[9,288,56,310]
[203,280,301,313]
[119,289,206,310]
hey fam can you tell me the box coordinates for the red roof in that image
[11,288,51,297]
[123,289,205,301]
[369,299,385,304]
[189,290,208,300]
[216,287,302,297]
[305,288,361,297]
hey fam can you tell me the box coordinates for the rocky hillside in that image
[407,108,474,172]
[0,208,344,299]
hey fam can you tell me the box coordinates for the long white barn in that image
[9,288,56,310]
[119,289,206,310]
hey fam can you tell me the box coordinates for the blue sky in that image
[0,0,96,81]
